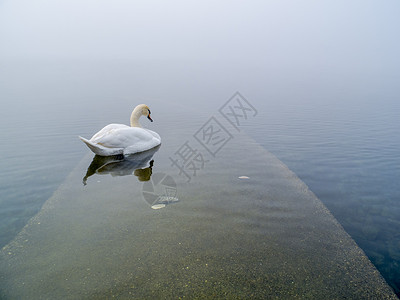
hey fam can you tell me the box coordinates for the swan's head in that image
[131,104,153,127]
[139,104,153,122]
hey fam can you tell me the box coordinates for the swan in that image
[79,104,161,156]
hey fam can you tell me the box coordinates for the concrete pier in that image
[0,133,397,299]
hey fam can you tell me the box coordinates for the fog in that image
[1,0,399,73]
[1,3,400,295]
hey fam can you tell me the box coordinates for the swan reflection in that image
[83,146,160,185]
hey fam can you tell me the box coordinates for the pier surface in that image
[0,134,397,299]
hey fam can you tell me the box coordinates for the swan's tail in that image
[79,136,101,154]
[79,136,122,156]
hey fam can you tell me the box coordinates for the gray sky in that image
[1,0,399,73]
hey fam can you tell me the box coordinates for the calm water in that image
[0,60,399,295]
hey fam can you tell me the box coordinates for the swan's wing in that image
[91,127,157,149]
[90,124,130,142]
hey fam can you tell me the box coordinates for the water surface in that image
[1,128,396,298]
[0,60,399,296]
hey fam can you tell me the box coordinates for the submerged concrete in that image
[0,133,397,299]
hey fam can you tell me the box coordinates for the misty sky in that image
[1,1,400,77]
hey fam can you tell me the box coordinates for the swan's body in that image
[79,104,161,156]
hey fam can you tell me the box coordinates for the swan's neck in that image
[130,108,142,127]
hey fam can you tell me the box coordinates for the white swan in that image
[79,104,161,156]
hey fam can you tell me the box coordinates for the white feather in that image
[79,104,161,156]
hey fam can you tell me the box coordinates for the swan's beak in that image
[147,114,153,122]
